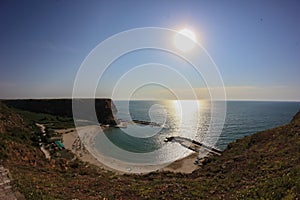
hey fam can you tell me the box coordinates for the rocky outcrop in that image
[2,99,117,125]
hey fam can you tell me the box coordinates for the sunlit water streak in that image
[93,100,300,164]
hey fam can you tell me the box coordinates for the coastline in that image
[59,126,200,174]
[59,126,120,173]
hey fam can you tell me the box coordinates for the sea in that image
[92,100,300,165]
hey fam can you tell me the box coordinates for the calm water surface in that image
[93,100,300,163]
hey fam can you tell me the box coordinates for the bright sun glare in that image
[174,28,197,52]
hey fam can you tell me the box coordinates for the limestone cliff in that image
[2,99,117,125]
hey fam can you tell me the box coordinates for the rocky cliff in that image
[2,99,117,125]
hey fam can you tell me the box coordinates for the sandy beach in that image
[58,127,120,173]
[59,126,201,174]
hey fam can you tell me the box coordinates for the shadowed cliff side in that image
[2,99,117,125]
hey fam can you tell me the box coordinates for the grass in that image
[10,107,75,129]
[1,101,300,199]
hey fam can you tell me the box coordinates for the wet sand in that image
[60,126,201,174]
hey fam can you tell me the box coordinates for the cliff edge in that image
[2,99,117,125]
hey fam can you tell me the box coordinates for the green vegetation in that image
[0,101,299,199]
[9,107,74,129]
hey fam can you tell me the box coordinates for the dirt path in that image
[36,123,51,159]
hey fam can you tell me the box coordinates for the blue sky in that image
[0,0,300,100]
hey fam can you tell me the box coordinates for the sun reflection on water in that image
[167,100,208,139]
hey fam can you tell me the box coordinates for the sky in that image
[0,0,300,101]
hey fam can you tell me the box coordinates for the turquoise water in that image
[94,100,300,163]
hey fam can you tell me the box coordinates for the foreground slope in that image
[0,102,299,199]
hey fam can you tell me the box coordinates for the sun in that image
[174,28,197,52]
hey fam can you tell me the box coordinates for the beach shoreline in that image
[59,126,200,174]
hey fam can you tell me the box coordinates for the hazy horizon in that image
[1,97,300,103]
[1,1,299,101]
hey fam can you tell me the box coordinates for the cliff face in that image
[2,99,117,125]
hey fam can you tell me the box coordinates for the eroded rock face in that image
[73,99,117,125]
[2,99,117,125]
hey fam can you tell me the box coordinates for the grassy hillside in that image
[0,102,299,199]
